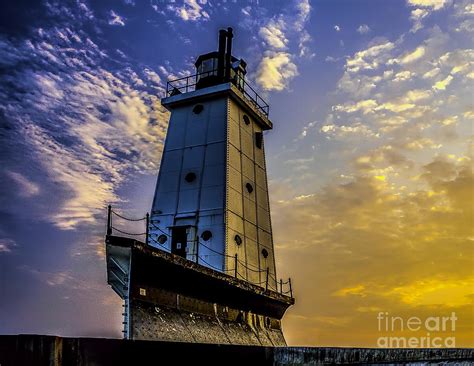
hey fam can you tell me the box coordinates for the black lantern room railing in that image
[166,70,270,118]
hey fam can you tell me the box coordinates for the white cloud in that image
[6,171,40,197]
[432,75,454,90]
[0,238,16,253]
[403,89,432,102]
[410,8,430,32]
[294,0,311,32]
[375,101,416,112]
[357,24,371,34]
[400,46,426,64]
[241,6,251,16]
[259,19,288,49]
[170,0,209,22]
[345,41,395,73]
[456,19,474,33]
[256,51,298,91]
[0,28,168,230]
[254,0,312,91]
[423,67,440,78]
[320,122,378,139]
[333,99,378,114]
[407,0,450,32]
[407,0,449,10]
[108,10,125,26]
[299,30,314,58]
[393,70,414,82]
[143,68,162,86]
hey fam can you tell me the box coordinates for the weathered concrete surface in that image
[273,347,474,365]
[131,301,286,346]
[1,335,473,366]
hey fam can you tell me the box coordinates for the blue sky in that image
[0,0,473,346]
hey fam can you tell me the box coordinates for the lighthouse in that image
[150,27,277,289]
[105,28,294,346]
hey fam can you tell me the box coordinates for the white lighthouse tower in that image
[150,28,276,289]
[105,28,293,346]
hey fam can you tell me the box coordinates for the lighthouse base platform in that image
[105,235,294,346]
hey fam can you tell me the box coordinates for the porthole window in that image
[201,230,212,241]
[245,183,254,193]
[255,132,263,149]
[243,114,250,125]
[157,234,167,244]
[185,172,196,183]
[193,104,204,114]
[234,234,242,246]
[261,248,269,258]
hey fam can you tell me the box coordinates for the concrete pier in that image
[1,335,473,365]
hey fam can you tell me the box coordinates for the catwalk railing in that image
[106,205,292,297]
[166,70,270,117]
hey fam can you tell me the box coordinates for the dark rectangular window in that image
[255,132,263,149]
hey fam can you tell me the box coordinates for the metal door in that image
[171,227,187,258]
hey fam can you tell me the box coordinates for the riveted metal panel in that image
[165,113,187,151]
[244,220,257,241]
[252,118,263,133]
[255,165,267,189]
[179,169,199,191]
[149,214,173,251]
[205,142,226,166]
[210,97,228,119]
[228,143,241,170]
[244,180,256,203]
[240,111,253,129]
[245,238,260,284]
[241,129,254,160]
[258,228,272,249]
[243,196,257,224]
[153,190,178,214]
[256,185,269,209]
[207,116,227,143]
[160,150,183,172]
[223,96,279,283]
[183,146,205,169]
[228,118,240,149]
[254,145,265,169]
[225,228,247,279]
[260,250,277,290]
[185,116,207,147]
[198,222,225,271]
[202,164,225,188]
[197,213,215,226]
[257,206,271,232]
[177,188,200,213]
[228,165,242,193]
[200,185,224,210]
[228,98,240,123]
[157,171,180,193]
[227,210,244,233]
[241,154,255,181]
[227,187,243,217]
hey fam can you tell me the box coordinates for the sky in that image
[0,0,473,347]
